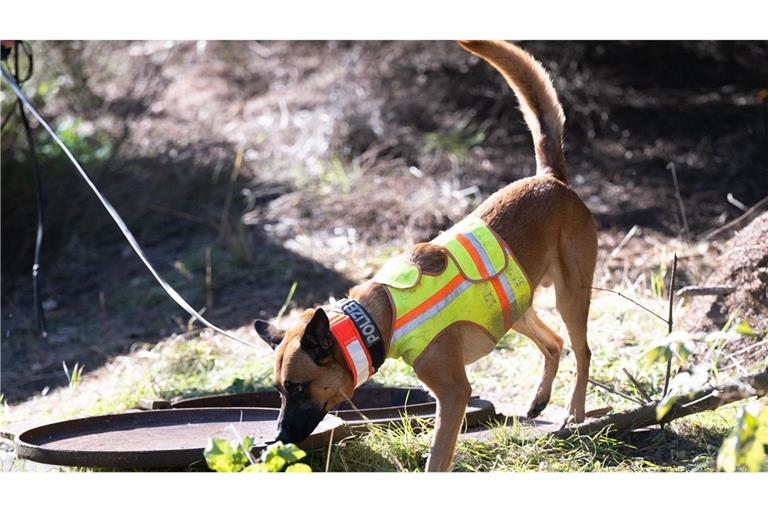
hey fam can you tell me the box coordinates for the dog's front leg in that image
[413,329,471,472]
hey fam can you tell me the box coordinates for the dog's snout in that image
[275,427,293,443]
[274,398,326,444]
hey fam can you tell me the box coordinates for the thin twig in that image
[589,287,667,324]
[668,163,690,241]
[622,368,652,404]
[275,281,298,323]
[721,339,768,361]
[679,390,718,411]
[662,254,678,398]
[726,193,749,212]
[219,146,245,243]
[609,224,640,259]
[721,244,768,257]
[588,378,645,405]
[701,194,768,241]
[228,423,257,467]
[675,285,736,298]
[597,225,639,282]
[325,427,335,472]
[205,246,213,309]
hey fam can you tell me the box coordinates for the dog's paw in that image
[558,410,587,430]
[525,399,548,419]
[558,414,579,430]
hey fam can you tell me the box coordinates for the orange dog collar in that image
[329,314,373,388]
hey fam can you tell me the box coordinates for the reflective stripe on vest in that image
[375,216,531,366]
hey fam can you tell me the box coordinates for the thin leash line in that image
[6,41,47,336]
[1,65,258,349]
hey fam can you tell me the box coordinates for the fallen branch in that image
[554,370,768,438]
[675,285,736,298]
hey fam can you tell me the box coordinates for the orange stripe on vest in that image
[393,272,465,330]
[455,233,512,329]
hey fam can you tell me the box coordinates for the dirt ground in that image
[2,41,767,405]
[682,211,768,365]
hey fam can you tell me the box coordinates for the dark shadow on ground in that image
[1,142,354,403]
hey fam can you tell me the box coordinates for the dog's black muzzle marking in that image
[275,395,327,443]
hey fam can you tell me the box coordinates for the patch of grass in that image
[62,361,85,390]
[306,415,690,472]
[129,336,274,402]
[6,333,276,424]
[307,415,433,472]
[423,128,485,163]
[453,425,660,472]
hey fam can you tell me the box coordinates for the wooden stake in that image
[662,253,678,398]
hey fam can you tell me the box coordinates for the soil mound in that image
[683,212,768,363]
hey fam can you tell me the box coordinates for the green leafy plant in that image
[644,320,761,422]
[39,116,112,165]
[649,267,666,299]
[204,436,256,472]
[732,319,756,337]
[204,437,312,473]
[62,361,85,390]
[645,331,710,420]
[654,365,709,420]
[247,442,312,473]
[717,402,768,472]
[644,331,695,367]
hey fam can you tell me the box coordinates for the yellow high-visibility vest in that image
[374,216,532,366]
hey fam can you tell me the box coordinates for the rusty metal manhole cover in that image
[15,407,344,470]
[139,386,496,429]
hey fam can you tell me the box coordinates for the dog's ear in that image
[254,320,285,350]
[300,308,332,363]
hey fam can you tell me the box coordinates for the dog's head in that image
[254,307,354,443]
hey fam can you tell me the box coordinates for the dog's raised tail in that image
[459,40,567,183]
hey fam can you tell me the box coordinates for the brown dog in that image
[254,40,597,472]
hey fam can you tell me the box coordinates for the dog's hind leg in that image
[510,308,564,418]
[552,214,597,424]
[412,326,472,472]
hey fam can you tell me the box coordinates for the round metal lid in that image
[15,407,344,470]
[138,387,496,429]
